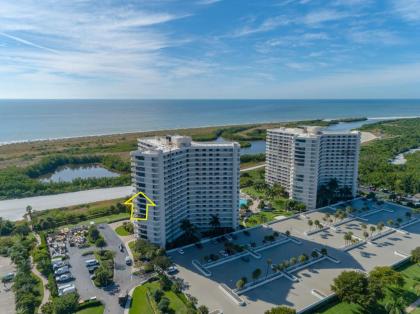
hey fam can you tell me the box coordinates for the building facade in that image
[131,135,240,247]
[266,126,360,209]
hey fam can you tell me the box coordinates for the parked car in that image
[167,266,178,274]
[55,273,73,283]
[119,244,124,252]
[52,261,67,270]
[1,272,14,283]
[54,266,69,276]
[125,256,132,266]
[85,259,99,267]
[59,285,76,296]
[219,250,228,258]
[58,283,73,291]
[87,265,99,274]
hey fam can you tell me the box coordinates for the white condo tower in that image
[131,135,240,247]
[266,126,360,209]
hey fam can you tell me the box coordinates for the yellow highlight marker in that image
[124,191,156,221]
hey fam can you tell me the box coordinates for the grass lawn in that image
[61,212,130,229]
[115,224,133,236]
[317,262,420,314]
[242,181,294,227]
[76,305,105,314]
[129,282,189,314]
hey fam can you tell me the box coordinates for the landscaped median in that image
[128,277,196,314]
[314,260,420,314]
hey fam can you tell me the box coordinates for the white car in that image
[167,266,178,274]
[178,249,184,255]
[219,250,228,257]
[55,273,73,283]
[59,285,76,296]
[54,266,69,276]
[52,261,67,270]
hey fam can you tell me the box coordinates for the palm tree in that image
[344,232,353,246]
[369,226,376,237]
[290,256,297,266]
[209,214,220,231]
[299,254,308,264]
[308,220,313,230]
[25,205,32,219]
[311,250,319,259]
[377,222,384,233]
[396,217,403,225]
[405,211,412,221]
[334,212,340,222]
[361,223,367,231]
[266,259,272,277]
[285,230,291,237]
[180,219,196,239]
[384,295,405,314]
[346,206,353,215]
[320,248,327,256]
[314,220,320,230]
[252,268,262,282]
[387,219,394,227]
[363,231,369,240]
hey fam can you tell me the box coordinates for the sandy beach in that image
[360,131,378,143]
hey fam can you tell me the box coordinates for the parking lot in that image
[0,256,15,314]
[48,223,147,314]
[168,200,420,314]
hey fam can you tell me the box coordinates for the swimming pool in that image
[240,198,248,206]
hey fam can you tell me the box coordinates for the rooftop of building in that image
[268,126,360,137]
[137,135,238,153]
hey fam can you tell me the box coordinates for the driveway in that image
[67,223,146,314]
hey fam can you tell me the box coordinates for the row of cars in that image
[52,257,76,296]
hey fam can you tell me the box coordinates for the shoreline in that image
[0,115,417,147]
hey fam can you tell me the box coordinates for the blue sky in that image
[0,0,420,98]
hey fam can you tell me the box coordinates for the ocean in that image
[0,99,419,144]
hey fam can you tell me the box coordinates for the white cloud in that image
[303,9,349,25]
[0,0,201,88]
[348,29,401,45]
[197,0,222,5]
[231,16,290,37]
[392,0,420,22]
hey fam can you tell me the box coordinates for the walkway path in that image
[240,163,265,172]
[406,298,420,313]
[109,220,136,266]
[32,234,50,314]
[0,186,133,221]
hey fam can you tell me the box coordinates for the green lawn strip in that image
[318,262,420,314]
[76,305,105,314]
[61,212,130,229]
[129,284,155,314]
[129,282,189,314]
[115,224,132,236]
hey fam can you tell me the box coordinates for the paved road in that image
[68,224,146,314]
[0,186,133,221]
